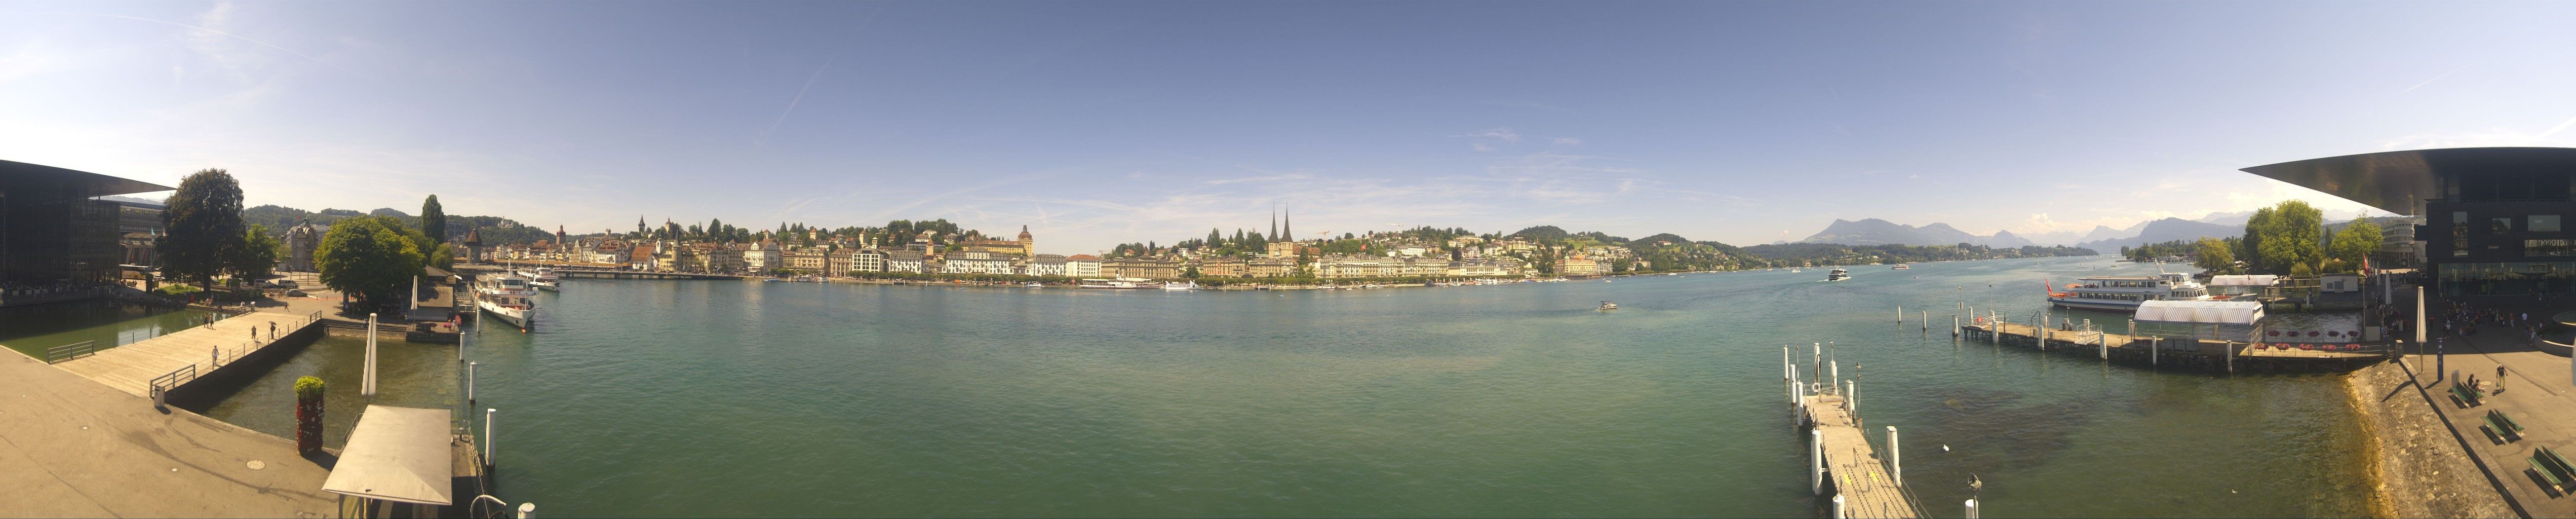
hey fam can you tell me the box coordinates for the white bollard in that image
[517,502,535,518]
[483,408,496,467]
[1847,380,1856,414]
[1811,429,1824,495]
[1832,494,1847,519]
[1898,306,1903,323]
[469,361,479,403]
[1966,498,1979,519]
[363,313,378,397]
[2414,286,2426,345]
[1887,426,1901,487]
[1830,361,1839,390]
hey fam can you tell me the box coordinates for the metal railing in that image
[45,341,95,364]
[148,363,195,407]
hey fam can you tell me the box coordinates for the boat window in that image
[2495,217,2515,235]
[2536,215,2563,233]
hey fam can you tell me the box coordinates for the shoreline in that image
[2340,359,2515,518]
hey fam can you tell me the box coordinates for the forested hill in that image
[242,205,553,244]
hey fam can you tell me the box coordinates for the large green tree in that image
[233,224,282,282]
[2250,200,2325,275]
[160,169,247,286]
[317,215,425,310]
[419,195,448,248]
[2193,237,2235,273]
[2329,216,2384,272]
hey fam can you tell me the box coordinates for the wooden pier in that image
[1800,393,1921,518]
[1786,346,1924,519]
[1958,320,2386,373]
[53,310,325,400]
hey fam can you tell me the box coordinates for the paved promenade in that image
[0,349,336,517]
[2401,321,2576,517]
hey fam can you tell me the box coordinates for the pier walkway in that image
[1800,393,1920,518]
[53,310,324,400]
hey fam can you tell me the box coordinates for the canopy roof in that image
[2135,300,2265,325]
[321,405,454,505]
[0,159,173,198]
[2208,275,2279,286]
[2239,147,2576,215]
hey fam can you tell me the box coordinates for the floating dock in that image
[1959,319,2386,373]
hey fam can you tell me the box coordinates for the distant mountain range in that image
[1801,211,2257,250]
[1800,218,2037,248]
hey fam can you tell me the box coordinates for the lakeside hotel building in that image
[2244,147,2576,297]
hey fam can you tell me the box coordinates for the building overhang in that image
[0,160,175,199]
[2238,147,2576,215]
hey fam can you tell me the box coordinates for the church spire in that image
[1282,203,1292,242]
[1270,203,1279,241]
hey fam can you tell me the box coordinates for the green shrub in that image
[294,376,326,399]
[157,284,204,296]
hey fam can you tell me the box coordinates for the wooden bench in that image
[2487,410,2524,441]
[2452,384,2484,406]
[2534,447,2576,489]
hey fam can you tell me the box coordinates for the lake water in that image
[0,300,210,359]
[212,256,2372,516]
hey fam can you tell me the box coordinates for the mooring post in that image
[2152,337,2159,365]
[1846,380,1856,415]
[1966,498,1979,519]
[1832,494,1847,519]
[1783,346,1791,380]
[1811,429,1824,495]
[1922,310,1929,331]
[517,502,536,519]
[363,313,378,397]
[469,361,479,403]
[484,407,497,467]
[1812,343,1822,387]
[1887,425,1902,487]
[1953,315,1960,337]
[1898,306,1903,323]
[1829,361,1839,391]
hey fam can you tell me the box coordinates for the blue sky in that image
[6,2,2575,253]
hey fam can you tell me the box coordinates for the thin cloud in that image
[39,9,370,81]
[758,53,838,146]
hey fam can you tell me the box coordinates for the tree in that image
[2250,200,2323,275]
[419,195,448,248]
[161,169,247,286]
[2329,216,2383,272]
[428,243,458,271]
[232,224,282,282]
[2193,238,2235,273]
[317,216,426,310]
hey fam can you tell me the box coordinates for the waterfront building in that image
[942,251,1016,275]
[2379,217,2423,269]
[1198,257,1247,277]
[885,250,927,273]
[1560,254,1603,276]
[627,242,655,270]
[2243,147,2576,296]
[1065,254,1102,277]
[1103,257,1181,279]
[0,160,166,306]
[1446,259,1508,276]
[826,247,855,275]
[851,248,887,273]
[1027,254,1067,277]
[1247,257,1295,277]
[742,240,782,272]
[788,246,829,272]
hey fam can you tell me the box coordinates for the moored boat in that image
[1078,278,1160,289]
[1825,269,1850,281]
[1161,281,1199,290]
[2045,271,2213,312]
[1596,301,1618,310]
[477,275,538,330]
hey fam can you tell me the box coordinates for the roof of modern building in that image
[2239,147,2576,214]
[0,160,174,198]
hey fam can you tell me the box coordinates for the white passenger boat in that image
[2045,271,2216,312]
[478,275,538,330]
[1596,301,1619,310]
[1078,278,1160,289]
[514,267,561,291]
[1891,264,1910,270]
[1825,268,1850,281]
[1161,281,1200,290]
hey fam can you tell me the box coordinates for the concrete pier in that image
[53,311,325,401]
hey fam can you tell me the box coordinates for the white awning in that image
[2135,300,2266,325]
[321,405,454,505]
[2208,275,2279,286]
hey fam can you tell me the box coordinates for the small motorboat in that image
[1596,301,1619,311]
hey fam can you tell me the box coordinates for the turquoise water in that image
[261,257,2376,516]
[0,300,211,358]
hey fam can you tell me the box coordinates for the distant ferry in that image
[1161,281,1200,291]
[1890,264,1910,270]
[1078,278,1159,289]
[2045,272,2214,312]
[1825,268,1850,281]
